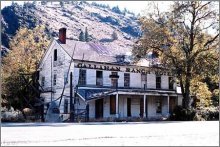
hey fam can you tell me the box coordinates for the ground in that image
[1,121,219,146]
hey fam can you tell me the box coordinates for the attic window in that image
[54,49,57,61]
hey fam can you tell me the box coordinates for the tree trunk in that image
[182,65,192,109]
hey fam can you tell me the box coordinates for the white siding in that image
[130,73,141,88]
[118,72,124,87]
[118,96,127,118]
[161,75,168,89]
[147,74,156,89]
[131,98,140,117]
[73,68,79,86]
[103,71,111,86]
[86,69,96,85]
[88,101,95,118]
[103,97,110,117]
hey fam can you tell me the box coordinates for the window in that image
[156,76,161,89]
[53,74,57,86]
[156,99,162,113]
[169,77,173,89]
[96,71,103,86]
[64,72,68,85]
[54,49,57,61]
[141,74,147,89]
[64,99,68,114]
[79,69,86,85]
[111,72,118,87]
[41,76,45,87]
[124,73,130,87]
[110,95,116,114]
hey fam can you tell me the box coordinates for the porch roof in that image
[77,88,179,102]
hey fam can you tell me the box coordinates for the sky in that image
[1,1,172,15]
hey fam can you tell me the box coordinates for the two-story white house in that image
[38,28,183,121]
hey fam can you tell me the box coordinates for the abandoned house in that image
[38,28,183,122]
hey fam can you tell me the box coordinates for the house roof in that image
[57,39,132,64]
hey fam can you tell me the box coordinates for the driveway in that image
[1,121,219,146]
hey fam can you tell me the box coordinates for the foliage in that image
[79,30,85,42]
[112,6,121,14]
[91,2,110,9]
[85,27,89,42]
[60,1,64,7]
[111,31,118,40]
[169,106,196,121]
[169,105,219,121]
[41,1,47,5]
[1,26,50,111]
[1,2,39,48]
[190,76,212,108]
[133,2,219,109]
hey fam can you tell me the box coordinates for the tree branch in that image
[204,34,219,47]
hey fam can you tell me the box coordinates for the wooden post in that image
[70,72,74,122]
[116,93,119,118]
[143,95,146,118]
[86,103,89,122]
[167,95,170,115]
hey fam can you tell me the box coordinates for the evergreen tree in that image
[85,27,89,42]
[79,30,85,41]
[41,1,47,5]
[60,1,64,7]
[111,31,118,40]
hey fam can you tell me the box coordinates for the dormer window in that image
[54,49,57,61]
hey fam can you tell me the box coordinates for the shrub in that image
[169,106,196,121]
[169,106,219,121]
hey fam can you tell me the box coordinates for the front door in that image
[95,99,103,118]
[127,98,131,117]
[169,97,176,114]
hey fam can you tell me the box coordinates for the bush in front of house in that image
[169,106,196,121]
[169,105,219,121]
[194,107,219,121]
[1,106,25,122]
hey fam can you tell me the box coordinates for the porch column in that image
[143,95,146,118]
[167,95,170,115]
[116,93,119,118]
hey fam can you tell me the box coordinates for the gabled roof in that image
[57,39,132,64]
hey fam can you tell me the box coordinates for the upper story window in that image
[54,49,57,61]
[111,72,118,87]
[124,73,130,87]
[141,74,147,89]
[41,76,45,87]
[96,70,103,86]
[156,76,161,89]
[169,77,174,90]
[79,69,86,85]
[53,74,57,86]
[64,72,68,85]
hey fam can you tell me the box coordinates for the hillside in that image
[1,1,141,51]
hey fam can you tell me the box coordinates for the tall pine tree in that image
[85,27,89,42]
[79,30,85,42]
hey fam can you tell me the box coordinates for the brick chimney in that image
[59,28,66,44]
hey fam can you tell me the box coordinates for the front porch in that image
[86,92,180,121]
